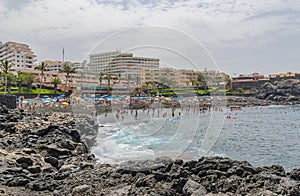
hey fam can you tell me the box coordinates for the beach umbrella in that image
[62,102,69,105]
[43,95,49,98]
[165,98,171,101]
[84,97,90,101]
[76,97,82,101]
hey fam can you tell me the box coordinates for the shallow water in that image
[92,105,300,171]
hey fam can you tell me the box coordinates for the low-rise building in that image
[270,72,300,82]
[232,73,269,90]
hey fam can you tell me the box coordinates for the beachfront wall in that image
[0,94,17,109]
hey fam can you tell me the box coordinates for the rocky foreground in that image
[1,104,300,195]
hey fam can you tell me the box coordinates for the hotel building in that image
[0,41,36,69]
[88,51,160,75]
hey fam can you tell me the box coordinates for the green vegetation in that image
[52,77,61,94]
[59,63,76,93]
[226,87,249,95]
[0,60,12,94]
[0,86,55,95]
[35,62,48,98]
[0,68,59,95]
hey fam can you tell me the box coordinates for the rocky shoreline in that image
[1,103,300,195]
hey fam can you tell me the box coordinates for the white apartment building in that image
[88,51,160,76]
[41,60,83,72]
[89,51,123,73]
[0,41,36,69]
[42,60,66,72]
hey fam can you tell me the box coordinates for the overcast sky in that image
[1,0,300,75]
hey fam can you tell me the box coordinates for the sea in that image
[91,105,300,171]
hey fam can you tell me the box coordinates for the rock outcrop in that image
[0,103,300,195]
[256,79,300,104]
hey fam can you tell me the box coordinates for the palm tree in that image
[59,63,76,93]
[105,74,112,88]
[225,74,232,89]
[99,73,104,87]
[194,80,200,89]
[52,77,61,94]
[24,73,35,94]
[197,74,207,90]
[185,80,189,87]
[190,79,195,87]
[118,72,121,84]
[6,73,16,94]
[0,60,12,95]
[16,72,25,95]
[35,62,47,98]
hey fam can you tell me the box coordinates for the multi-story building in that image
[42,60,66,72]
[41,60,82,72]
[140,67,177,85]
[176,69,201,86]
[88,51,160,75]
[202,70,228,85]
[0,41,36,69]
[89,51,122,73]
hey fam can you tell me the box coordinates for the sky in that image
[0,0,300,75]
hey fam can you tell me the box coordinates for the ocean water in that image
[92,105,300,171]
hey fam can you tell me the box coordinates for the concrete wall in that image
[0,95,17,109]
[232,80,268,90]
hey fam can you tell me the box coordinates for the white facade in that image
[88,51,160,76]
[0,41,36,69]
[89,51,122,73]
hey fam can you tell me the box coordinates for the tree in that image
[185,80,189,87]
[194,80,200,89]
[190,79,195,87]
[105,74,112,88]
[6,73,16,94]
[16,72,25,95]
[197,74,207,90]
[0,60,12,95]
[225,74,232,88]
[52,77,61,94]
[24,73,35,94]
[118,72,121,84]
[236,87,246,94]
[99,73,104,87]
[59,63,76,93]
[35,62,48,98]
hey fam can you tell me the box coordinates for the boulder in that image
[72,184,91,195]
[182,179,207,195]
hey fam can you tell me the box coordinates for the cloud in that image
[0,0,299,74]
[1,0,299,43]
